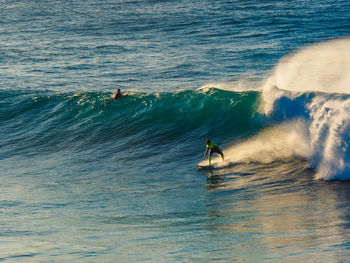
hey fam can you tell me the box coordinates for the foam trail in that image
[199,121,311,168]
[260,38,350,180]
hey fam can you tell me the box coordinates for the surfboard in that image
[197,164,214,170]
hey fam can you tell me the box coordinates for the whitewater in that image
[204,38,350,181]
[1,0,350,262]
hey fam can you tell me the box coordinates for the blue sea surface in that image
[1,0,350,262]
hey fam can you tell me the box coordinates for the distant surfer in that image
[203,140,224,165]
[105,88,127,105]
[113,88,127,100]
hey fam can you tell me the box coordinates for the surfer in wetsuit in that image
[113,88,127,100]
[105,89,127,105]
[203,139,224,165]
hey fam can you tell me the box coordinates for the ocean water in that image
[1,0,350,262]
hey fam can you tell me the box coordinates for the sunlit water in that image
[1,0,350,262]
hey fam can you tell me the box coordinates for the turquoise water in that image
[1,0,350,262]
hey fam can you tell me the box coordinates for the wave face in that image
[0,89,260,163]
[259,38,350,180]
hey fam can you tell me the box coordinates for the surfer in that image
[203,139,224,165]
[113,88,127,100]
[105,89,127,105]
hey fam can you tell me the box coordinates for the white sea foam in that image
[209,120,311,167]
[213,38,350,180]
[261,38,350,180]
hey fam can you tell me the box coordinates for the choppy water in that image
[1,0,350,262]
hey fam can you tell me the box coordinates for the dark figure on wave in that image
[113,88,127,100]
[105,89,128,105]
[203,139,224,165]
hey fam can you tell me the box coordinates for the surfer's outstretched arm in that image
[203,149,209,160]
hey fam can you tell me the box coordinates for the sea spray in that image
[264,38,350,94]
[199,120,311,168]
[261,38,350,180]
